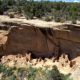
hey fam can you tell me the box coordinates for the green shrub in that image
[48,66,71,80]
[72,19,77,24]
[44,16,53,21]
[8,12,15,18]
[0,64,72,80]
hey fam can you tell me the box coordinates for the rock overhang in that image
[0,22,80,60]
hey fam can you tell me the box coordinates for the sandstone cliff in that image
[0,22,80,60]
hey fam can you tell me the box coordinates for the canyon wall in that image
[2,25,58,58]
[55,29,80,59]
[0,24,80,59]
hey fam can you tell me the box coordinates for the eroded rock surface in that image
[0,22,80,60]
[0,16,80,80]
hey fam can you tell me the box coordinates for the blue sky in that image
[35,0,80,2]
[49,0,80,2]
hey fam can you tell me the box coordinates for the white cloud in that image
[74,0,80,2]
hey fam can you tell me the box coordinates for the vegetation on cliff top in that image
[0,0,80,23]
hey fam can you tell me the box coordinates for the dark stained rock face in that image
[2,25,58,58]
[55,30,80,59]
[0,24,80,59]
